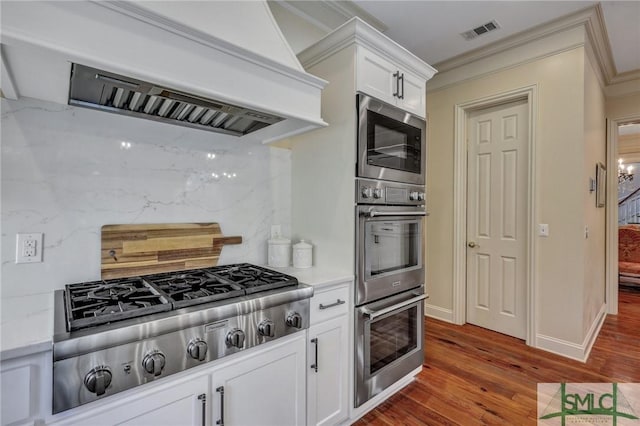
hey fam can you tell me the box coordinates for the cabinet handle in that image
[198,394,206,426]
[216,386,225,426]
[393,71,400,98]
[399,72,405,99]
[319,299,346,310]
[310,338,318,373]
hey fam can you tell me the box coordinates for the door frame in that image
[605,113,640,315]
[452,85,537,345]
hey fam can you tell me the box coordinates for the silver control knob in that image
[226,329,245,348]
[286,312,303,329]
[84,366,112,396]
[409,191,419,201]
[258,319,275,337]
[418,192,425,201]
[142,351,166,376]
[361,187,373,199]
[187,338,208,361]
[373,188,383,199]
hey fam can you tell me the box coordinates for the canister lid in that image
[293,240,312,249]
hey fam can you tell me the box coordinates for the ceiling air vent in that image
[461,20,501,41]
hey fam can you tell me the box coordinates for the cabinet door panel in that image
[307,316,349,426]
[400,70,426,118]
[212,334,306,426]
[357,48,397,105]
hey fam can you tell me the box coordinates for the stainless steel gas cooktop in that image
[53,263,312,414]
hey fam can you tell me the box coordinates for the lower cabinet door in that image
[49,375,208,426]
[210,334,306,426]
[307,315,349,426]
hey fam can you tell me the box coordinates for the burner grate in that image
[143,270,245,309]
[206,263,298,294]
[64,278,171,331]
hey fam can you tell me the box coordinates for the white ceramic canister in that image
[268,237,291,267]
[293,240,313,269]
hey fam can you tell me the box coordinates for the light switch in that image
[538,224,549,237]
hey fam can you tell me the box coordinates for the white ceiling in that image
[302,1,640,77]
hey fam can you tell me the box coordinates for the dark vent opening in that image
[461,20,500,41]
[474,26,488,35]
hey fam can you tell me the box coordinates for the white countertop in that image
[0,292,54,360]
[265,265,354,288]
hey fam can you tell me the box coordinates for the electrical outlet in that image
[16,233,43,263]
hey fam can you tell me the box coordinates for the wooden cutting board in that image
[101,223,242,279]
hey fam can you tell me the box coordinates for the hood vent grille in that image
[69,64,285,137]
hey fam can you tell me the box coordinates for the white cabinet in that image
[356,47,426,118]
[306,282,350,426]
[1,349,50,426]
[210,334,306,426]
[49,375,208,426]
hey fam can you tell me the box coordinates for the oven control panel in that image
[356,178,425,205]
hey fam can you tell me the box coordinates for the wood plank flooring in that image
[355,288,640,425]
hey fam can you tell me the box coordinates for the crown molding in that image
[298,17,436,81]
[273,0,387,34]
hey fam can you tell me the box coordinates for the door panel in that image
[466,100,528,339]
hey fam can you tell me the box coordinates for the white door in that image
[466,100,528,339]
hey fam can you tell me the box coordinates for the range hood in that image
[69,64,284,137]
[1,1,327,144]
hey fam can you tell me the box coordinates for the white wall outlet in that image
[538,224,549,237]
[16,233,44,263]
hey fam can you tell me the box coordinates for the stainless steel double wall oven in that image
[354,93,428,407]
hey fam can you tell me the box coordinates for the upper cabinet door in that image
[356,47,426,118]
[356,48,398,106]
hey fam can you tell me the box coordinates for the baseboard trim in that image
[535,303,607,362]
[424,303,454,323]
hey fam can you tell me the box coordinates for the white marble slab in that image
[0,97,291,353]
[267,265,353,289]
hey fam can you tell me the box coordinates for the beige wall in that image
[268,2,328,54]
[606,93,640,120]
[426,47,589,344]
[582,54,607,340]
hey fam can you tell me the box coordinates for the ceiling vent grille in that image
[461,20,500,41]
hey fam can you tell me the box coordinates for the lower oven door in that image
[355,288,426,407]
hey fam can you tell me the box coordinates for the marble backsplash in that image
[0,97,291,351]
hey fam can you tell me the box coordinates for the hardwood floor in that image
[355,288,640,425]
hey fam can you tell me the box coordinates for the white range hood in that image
[0,1,327,144]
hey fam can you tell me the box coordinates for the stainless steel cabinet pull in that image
[319,299,346,310]
[399,73,405,99]
[310,338,318,373]
[393,71,400,98]
[362,294,427,320]
[198,394,206,426]
[216,386,225,426]
[366,210,427,218]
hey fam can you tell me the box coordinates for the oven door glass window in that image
[366,219,420,278]
[369,306,418,374]
[367,110,422,174]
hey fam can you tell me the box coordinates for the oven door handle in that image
[365,211,428,218]
[362,294,428,320]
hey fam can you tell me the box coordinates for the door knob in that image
[468,241,478,248]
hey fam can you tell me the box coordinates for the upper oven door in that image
[358,93,426,185]
[356,205,425,305]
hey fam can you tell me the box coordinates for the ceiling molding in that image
[433,4,639,91]
[274,0,387,34]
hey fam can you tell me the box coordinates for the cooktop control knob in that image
[286,312,303,329]
[258,319,275,337]
[409,191,419,201]
[226,329,245,348]
[361,186,373,199]
[84,366,112,396]
[373,188,383,199]
[418,192,425,201]
[142,350,166,376]
[187,338,208,361]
